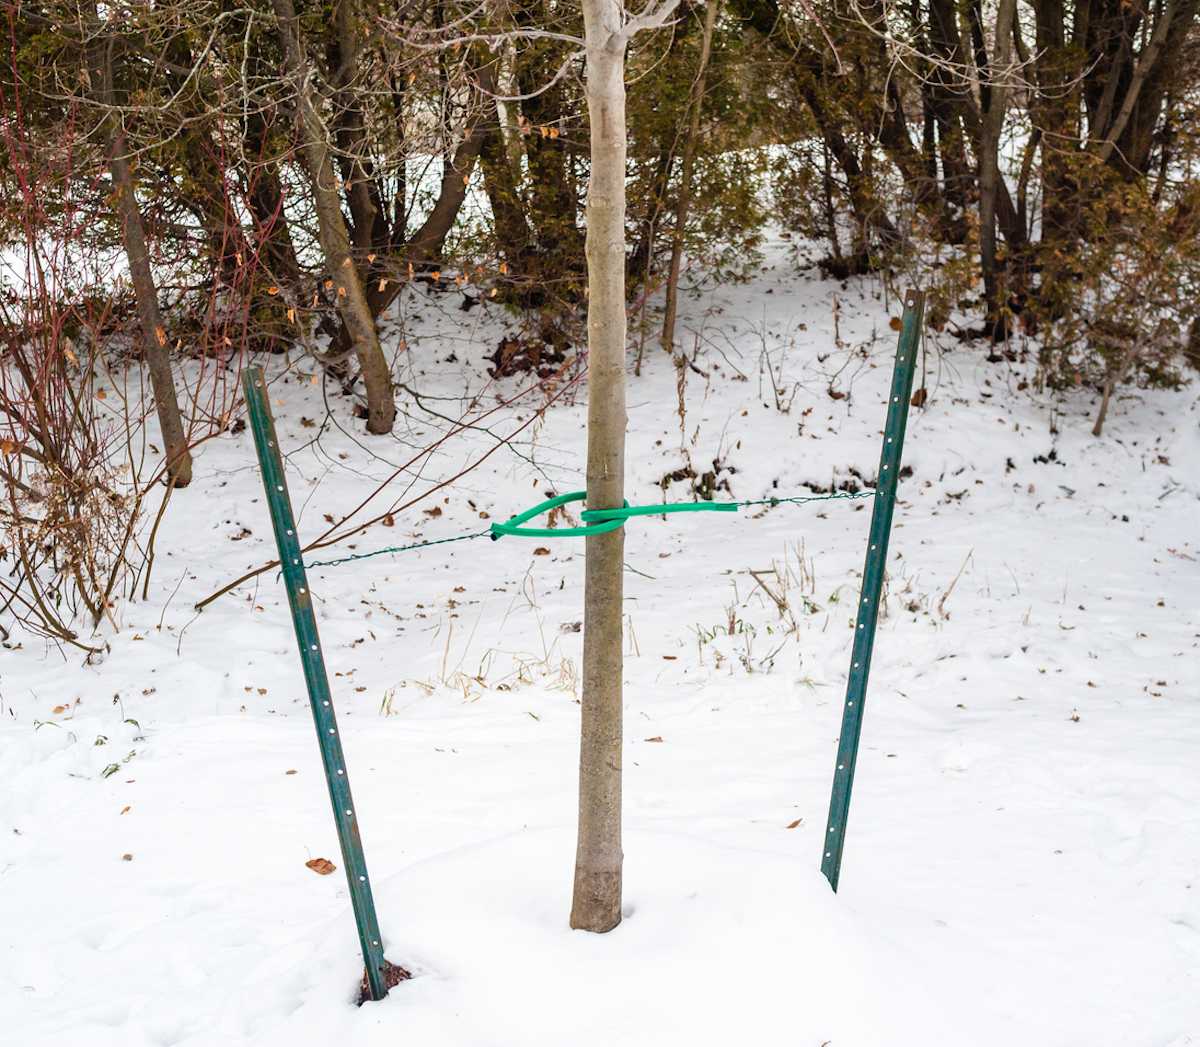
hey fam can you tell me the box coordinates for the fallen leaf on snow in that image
[645,736,663,743]
[306,858,336,875]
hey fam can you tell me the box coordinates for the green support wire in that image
[488,490,737,539]
[820,289,925,892]
[242,367,392,1002]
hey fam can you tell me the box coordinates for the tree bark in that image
[272,0,396,434]
[571,0,629,935]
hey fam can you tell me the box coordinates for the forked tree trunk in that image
[571,0,630,934]
[272,0,396,435]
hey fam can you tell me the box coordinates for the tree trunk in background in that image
[514,1,584,293]
[978,0,1016,336]
[571,0,629,934]
[926,0,973,211]
[243,114,302,291]
[1031,0,1080,257]
[107,142,194,488]
[87,23,192,487]
[660,0,719,355]
[272,0,396,435]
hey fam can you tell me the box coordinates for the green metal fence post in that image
[820,289,925,892]
[242,367,391,1001]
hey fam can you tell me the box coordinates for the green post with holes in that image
[242,367,391,1001]
[820,289,925,891]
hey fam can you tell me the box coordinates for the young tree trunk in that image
[571,0,631,935]
[661,0,719,355]
[272,0,396,435]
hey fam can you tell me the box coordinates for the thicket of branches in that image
[2,0,1198,639]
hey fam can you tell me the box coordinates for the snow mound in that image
[259,828,963,1047]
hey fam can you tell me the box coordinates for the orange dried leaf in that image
[645,736,664,743]
[0,438,13,455]
[268,286,279,295]
[119,806,130,815]
[786,819,802,829]
[306,857,336,875]
[533,547,551,555]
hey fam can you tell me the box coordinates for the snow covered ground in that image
[4,239,1200,1046]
